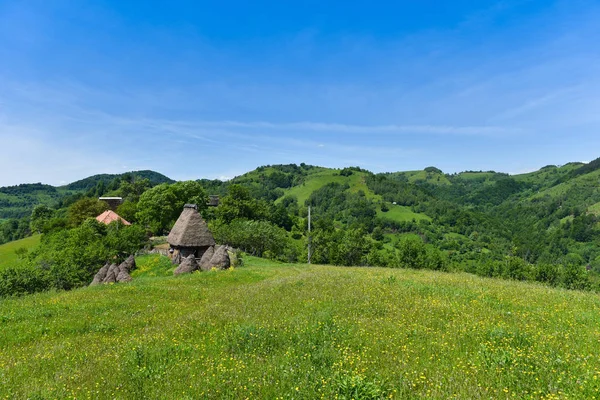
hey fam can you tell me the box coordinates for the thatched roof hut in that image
[167,204,215,262]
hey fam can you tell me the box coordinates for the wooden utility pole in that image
[308,206,312,264]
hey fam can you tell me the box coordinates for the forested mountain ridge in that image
[64,170,174,191]
[0,170,174,221]
[2,159,600,294]
[200,160,600,274]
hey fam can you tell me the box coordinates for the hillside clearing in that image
[282,170,379,205]
[377,204,431,222]
[1,256,599,399]
[0,234,41,270]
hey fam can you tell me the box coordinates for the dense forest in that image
[2,159,600,297]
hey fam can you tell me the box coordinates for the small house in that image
[99,197,123,210]
[96,210,131,225]
[167,204,216,263]
[207,195,220,207]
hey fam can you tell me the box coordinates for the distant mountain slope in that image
[513,163,584,191]
[226,164,433,225]
[0,170,174,220]
[0,184,68,219]
[64,170,174,191]
[388,167,452,186]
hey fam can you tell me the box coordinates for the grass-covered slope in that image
[512,163,583,189]
[377,204,431,222]
[1,256,599,399]
[282,169,378,205]
[0,234,41,270]
[530,168,600,201]
[281,168,432,224]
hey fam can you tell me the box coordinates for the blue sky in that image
[1,0,600,186]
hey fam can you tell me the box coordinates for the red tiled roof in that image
[95,210,131,226]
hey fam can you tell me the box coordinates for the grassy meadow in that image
[377,204,431,223]
[0,234,41,270]
[2,255,600,399]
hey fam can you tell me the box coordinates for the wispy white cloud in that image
[188,120,519,136]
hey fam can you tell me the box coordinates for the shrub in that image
[503,256,531,281]
[395,237,427,269]
[533,263,560,286]
[210,219,296,261]
[0,264,51,297]
[561,264,591,290]
[423,246,447,271]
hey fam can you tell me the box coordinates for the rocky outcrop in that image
[174,254,199,275]
[102,264,119,283]
[199,246,215,271]
[90,262,110,286]
[209,245,230,270]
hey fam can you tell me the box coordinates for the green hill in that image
[530,168,600,201]
[0,184,72,219]
[64,170,174,191]
[512,163,583,190]
[389,167,452,186]
[0,170,174,229]
[2,159,600,284]
[0,234,41,270]
[282,169,379,205]
[1,257,599,399]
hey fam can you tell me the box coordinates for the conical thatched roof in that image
[167,204,215,247]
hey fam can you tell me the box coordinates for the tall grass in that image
[1,256,600,398]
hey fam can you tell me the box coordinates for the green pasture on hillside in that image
[283,170,379,205]
[2,255,600,399]
[377,204,431,223]
[0,235,41,270]
[588,202,600,216]
[513,163,583,186]
[531,169,600,199]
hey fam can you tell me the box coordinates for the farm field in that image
[0,234,41,270]
[1,255,600,399]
